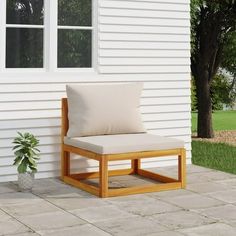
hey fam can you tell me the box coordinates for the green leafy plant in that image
[12,132,40,174]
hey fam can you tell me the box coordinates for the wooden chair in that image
[61,98,186,198]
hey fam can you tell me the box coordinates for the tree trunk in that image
[195,71,214,138]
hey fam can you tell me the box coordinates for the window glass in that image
[58,0,91,26]
[6,28,43,68]
[58,30,91,68]
[57,0,92,68]
[4,0,92,69]
[6,0,44,68]
[7,0,44,25]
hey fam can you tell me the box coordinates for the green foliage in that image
[191,0,236,80]
[211,74,236,110]
[58,0,91,26]
[192,141,236,175]
[191,79,198,111]
[221,31,236,76]
[58,0,92,67]
[58,29,91,68]
[12,132,40,174]
[191,73,235,111]
[190,0,236,137]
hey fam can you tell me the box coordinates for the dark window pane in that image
[58,0,91,26]
[58,29,91,68]
[6,28,43,68]
[7,0,44,25]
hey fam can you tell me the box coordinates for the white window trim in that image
[0,0,6,73]
[0,0,97,74]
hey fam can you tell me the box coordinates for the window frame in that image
[0,0,96,73]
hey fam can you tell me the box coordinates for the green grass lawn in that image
[192,110,236,174]
[192,110,236,132]
[192,141,236,175]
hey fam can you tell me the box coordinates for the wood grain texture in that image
[99,155,108,197]
[178,148,186,188]
[63,176,99,196]
[107,149,182,161]
[137,169,178,183]
[131,159,141,174]
[70,168,134,180]
[107,182,182,197]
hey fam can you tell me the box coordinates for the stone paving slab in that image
[0,164,236,236]
[200,170,236,181]
[186,172,211,184]
[214,178,236,188]
[12,233,40,236]
[37,187,91,198]
[46,193,109,211]
[0,218,32,236]
[0,192,42,207]
[147,231,185,236]
[186,165,213,173]
[0,209,32,236]
[70,205,133,223]
[17,211,86,231]
[205,189,236,204]
[37,224,112,236]
[94,216,169,236]
[148,210,216,230]
[1,200,60,217]
[107,194,180,216]
[186,181,229,194]
[0,208,12,221]
[178,222,236,236]
[0,182,18,194]
[146,188,194,199]
[162,192,225,210]
[195,204,236,223]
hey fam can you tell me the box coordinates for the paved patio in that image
[0,164,236,236]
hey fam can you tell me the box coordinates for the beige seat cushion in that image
[66,83,146,137]
[64,133,184,154]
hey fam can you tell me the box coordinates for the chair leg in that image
[178,148,186,188]
[99,156,108,198]
[131,159,141,174]
[61,147,70,180]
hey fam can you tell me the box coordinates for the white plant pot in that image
[18,173,35,192]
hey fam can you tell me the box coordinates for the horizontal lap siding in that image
[0,0,191,182]
[97,0,191,169]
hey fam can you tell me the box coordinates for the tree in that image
[222,31,236,77]
[221,31,236,100]
[211,73,235,110]
[191,0,236,138]
[191,73,235,111]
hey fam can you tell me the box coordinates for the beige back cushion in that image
[66,83,146,137]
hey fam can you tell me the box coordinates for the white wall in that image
[0,0,191,182]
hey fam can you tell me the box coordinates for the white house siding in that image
[0,0,191,182]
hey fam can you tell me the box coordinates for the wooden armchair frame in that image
[61,98,186,198]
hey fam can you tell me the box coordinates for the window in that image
[0,0,93,70]
[58,0,92,68]
[6,0,44,68]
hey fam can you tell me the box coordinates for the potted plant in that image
[12,132,40,192]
